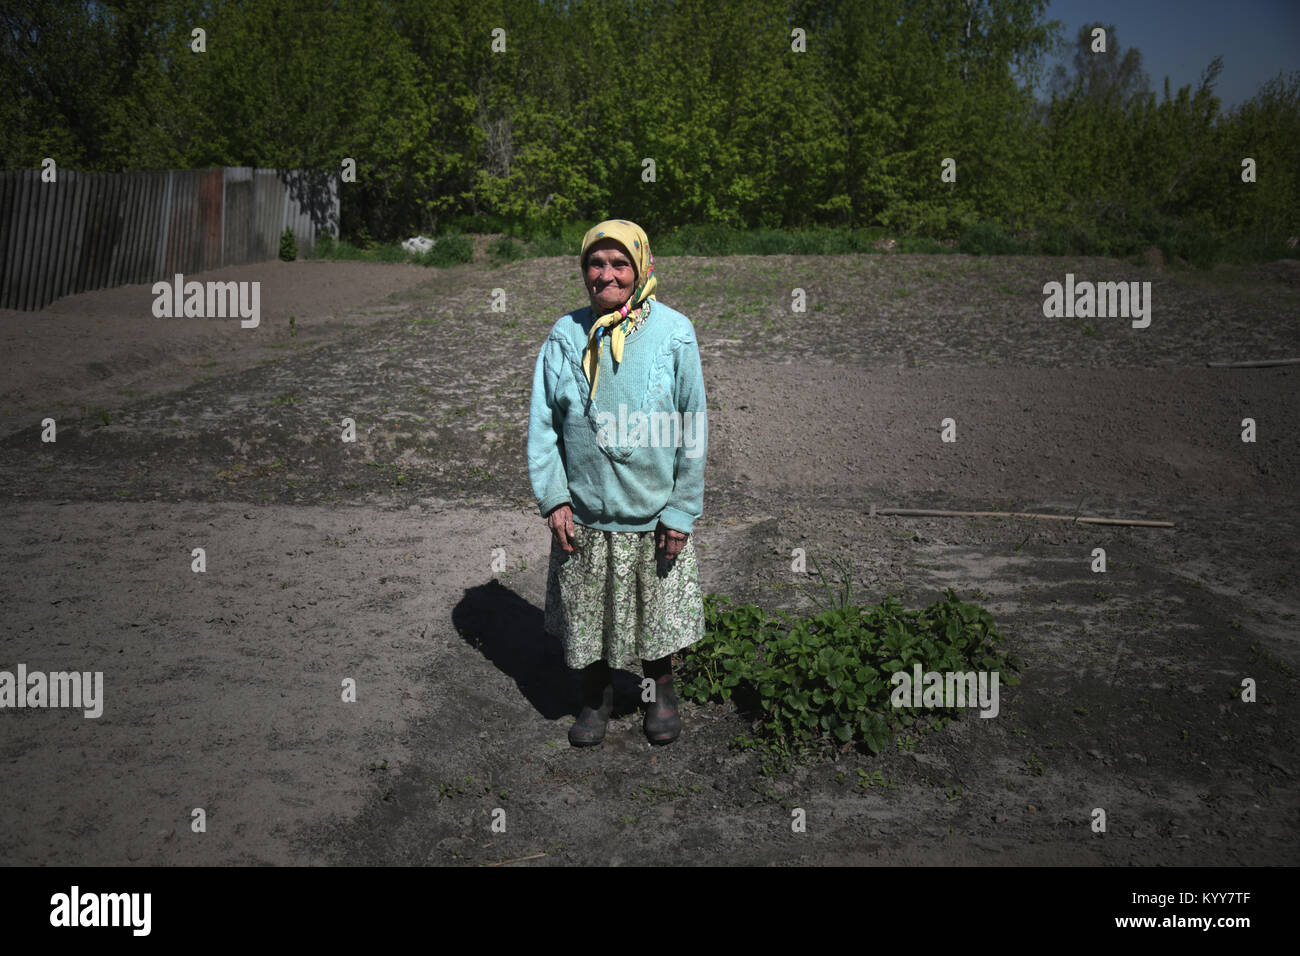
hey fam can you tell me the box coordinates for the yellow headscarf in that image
[580,219,657,397]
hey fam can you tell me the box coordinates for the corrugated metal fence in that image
[0,167,339,311]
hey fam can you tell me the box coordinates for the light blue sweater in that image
[527,299,708,533]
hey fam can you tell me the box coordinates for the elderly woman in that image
[527,219,708,747]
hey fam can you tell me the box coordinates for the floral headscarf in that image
[579,219,657,397]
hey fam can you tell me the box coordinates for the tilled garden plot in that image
[0,254,1296,865]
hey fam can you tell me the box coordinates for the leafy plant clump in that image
[279,227,297,261]
[487,235,527,264]
[414,235,474,267]
[677,577,1021,773]
[957,222,1021,256]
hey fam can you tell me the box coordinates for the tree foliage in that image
[2,0,1295,252]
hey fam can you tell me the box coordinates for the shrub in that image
[1216,233,1300,264]
[659,223,737,256]
[488,236,526,264]
[1034,222,1096,257]
[1161,227,1220,270]
[746,229,796,255]
[957,222,1020,255]
[279,227,297,261]
[1117,209,1226,269]
[442,212,508,235]
[528,234,572,257]
[414,235,474,267]
[677,562,1021,773]
[898,236,948,254]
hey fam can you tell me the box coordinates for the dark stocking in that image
[642,655,672,682]
[581,658,612,707]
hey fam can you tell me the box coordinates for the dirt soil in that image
[0,251,1296,866]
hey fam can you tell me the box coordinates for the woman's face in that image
[585,238,637,312]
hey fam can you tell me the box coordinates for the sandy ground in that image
[0,252,1296,866]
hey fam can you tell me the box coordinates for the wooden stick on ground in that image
[872,507,1173,528]
[1206,358,1300,368]
[483,852,548,867]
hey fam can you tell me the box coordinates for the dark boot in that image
[643,674,682,745]
[569,661,613,747]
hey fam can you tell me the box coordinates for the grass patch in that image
[318,208,1299,271]
[316,216,1298,270]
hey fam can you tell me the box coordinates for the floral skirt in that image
[544,523,705,670]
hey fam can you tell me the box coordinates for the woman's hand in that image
[547,503,577,553]
[656,523,688,561]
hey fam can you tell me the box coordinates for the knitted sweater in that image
[527,299,708,533]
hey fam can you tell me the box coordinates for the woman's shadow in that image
[451,579,642,720]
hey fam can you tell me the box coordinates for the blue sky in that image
[1039,0,1300,109]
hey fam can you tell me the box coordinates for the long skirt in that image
[544,522,705,670]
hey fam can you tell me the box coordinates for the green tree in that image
[1048,21,1150,107]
